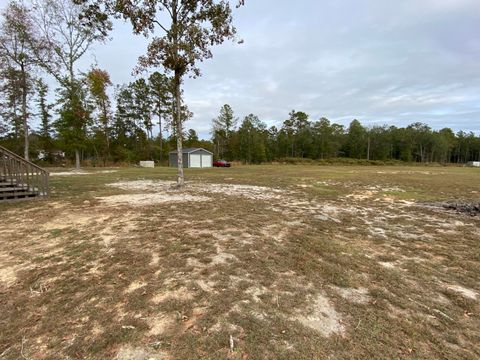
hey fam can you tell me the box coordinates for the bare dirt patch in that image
[107,179,289,201]
[115,346,167,360]
[444,284,478,300]
[293,293,345,337]
[151,287,194,304]
[2,165,480,359]
[332,286,371,304]
[97,193,211,206]
[50,169,118,176]
[147,314,177,336]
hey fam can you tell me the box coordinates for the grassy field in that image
[0,165,479,359]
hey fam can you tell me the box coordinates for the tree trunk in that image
[75,148,80,169]
[158,113,163,164]
[102,98,110,166]
[21,63,29,161]
[367,135,370,160]
[174,71,184,187]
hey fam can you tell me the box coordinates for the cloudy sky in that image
[4,0,480,138]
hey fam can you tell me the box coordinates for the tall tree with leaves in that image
[237,114,267,164]
[212,104,237,160]
[55,77,92,168]
[149,72,173,163]
[76,0,244,186]
[30,0,107,168]
[0,1,36,160]
[86,67,112,164]
[0,67,22,145]
[35,79,54,158]
[345,119,367,159]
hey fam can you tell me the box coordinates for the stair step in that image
[0,180,18,186]
[0,191,40,201]
[0,186,28,193]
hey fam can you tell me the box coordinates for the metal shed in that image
[169,148,213,168]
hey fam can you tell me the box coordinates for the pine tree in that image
[36,79,54,160]
[212,104,237,160]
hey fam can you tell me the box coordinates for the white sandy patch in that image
[333,286,371,304]
[370,227,387,238]
[196,279,216,292]
[50,170,118,176]
[107,179,288,201]
[379,261,396,269]
[97,193,210,206]
[445,284,478,300]
[150,253,160,266]
[50,170,89,176]
[186,257,206,269]
[245,285,270,303]
[294,293,345,336]
[346,190,375,200]
[42,213,110,231]
[0,265,17,286]
[125,280,147,294]
[107,179,171,191]
[210,251,237,265]
[204,183,286,200]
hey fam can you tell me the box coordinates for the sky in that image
[2,0,480,138]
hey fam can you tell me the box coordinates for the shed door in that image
[201,154,212,167]
[190,154,201,168]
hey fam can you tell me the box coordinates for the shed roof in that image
[169,147,213,155]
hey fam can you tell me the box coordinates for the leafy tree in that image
[0,66,22,147]
[407,122,432,162]
[77,0,244,186]
[35,79,54,159]
[281,110,310,157]
[237,114,267,164]
[55,78,92,168]
[368,126,391,161]
[131,78,153,139]
[30,0,107,167]
[113,83,148,162]
[149,72,173,163]
[0,1,36,160]
[212,104,237,160]
[86,68,112,164]
[345,119,367,159]
[311,118,346,159]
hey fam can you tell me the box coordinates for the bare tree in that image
[76,0,244,186]
[30,0,108,168]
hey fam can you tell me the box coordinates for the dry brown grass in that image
[0,165,479,359]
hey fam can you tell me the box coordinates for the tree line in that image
[212,105,480,164]
[0,0,243,187]
[1,0,478,170]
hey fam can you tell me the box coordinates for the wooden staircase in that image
[0,145,49,202]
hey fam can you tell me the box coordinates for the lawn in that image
[0,165,479,359]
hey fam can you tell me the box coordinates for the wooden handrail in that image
[0,145,49,174]
[0,145,49,197]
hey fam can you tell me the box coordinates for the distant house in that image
[37,150,65,161]
[467,161,480,167]
[169,148,213,168]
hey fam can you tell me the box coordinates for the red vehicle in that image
[213,159,231,167]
